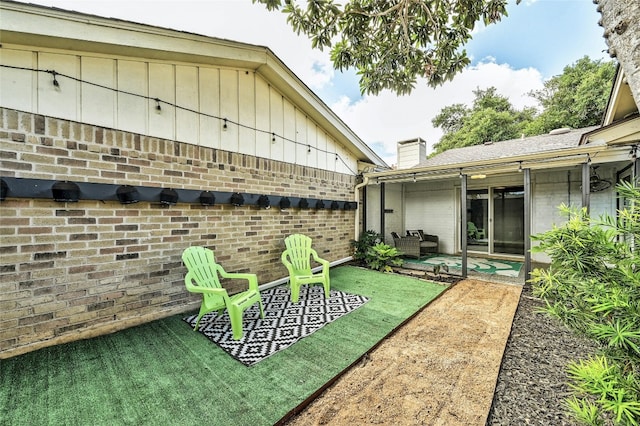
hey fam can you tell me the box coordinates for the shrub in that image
[350,230,382,264]
[530,181,639,425]
[365,242,403,273]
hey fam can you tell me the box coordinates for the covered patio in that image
[360,121,639,282]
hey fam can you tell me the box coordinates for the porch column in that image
[524,168,532,280]
[380,182,385,242]
[460,174,468,278]
[635,156,640,185]
[582,161,591,213]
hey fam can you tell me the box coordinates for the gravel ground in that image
[486,282,602,426]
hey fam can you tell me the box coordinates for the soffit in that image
[604,69,639,125]
[581,116,640,146]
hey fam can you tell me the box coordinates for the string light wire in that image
[1,65,357,174]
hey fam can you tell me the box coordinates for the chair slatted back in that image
[284,234,314,273]
[182,246,222,290]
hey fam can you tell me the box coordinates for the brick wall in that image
[0,108,358,357]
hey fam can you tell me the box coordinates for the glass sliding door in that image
[493,187,525,255]
[463,186,525,256]
[466,189,489,253]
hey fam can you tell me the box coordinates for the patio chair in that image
[467,222,485,240]
[281,234,330,303]
[182,246,264,340]
[391,232,421,258]
[406,230,439,254]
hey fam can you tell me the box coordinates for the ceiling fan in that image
[588,167,612,192]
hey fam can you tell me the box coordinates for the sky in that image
[14,0,610,166]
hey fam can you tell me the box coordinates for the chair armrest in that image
[423,234,438,243]
[218,269,260,291]
[185,272,229,295]
[310,249,330,270]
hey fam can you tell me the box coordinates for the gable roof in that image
[364,125,627,182]
[0,0,387,169]
[421,127,598,168]
[603,66,639,125]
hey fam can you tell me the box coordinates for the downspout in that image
[380,182,386,242]
[354,176,369,240]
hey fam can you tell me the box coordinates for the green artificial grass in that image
[0,266,446,425]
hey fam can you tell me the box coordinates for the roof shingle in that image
[419,126,598,168]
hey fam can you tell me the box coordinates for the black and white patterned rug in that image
[183,285,369,366]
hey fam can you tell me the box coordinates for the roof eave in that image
[365,141,611,181]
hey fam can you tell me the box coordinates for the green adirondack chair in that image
[182,246,264,340]
[281,234,330,303]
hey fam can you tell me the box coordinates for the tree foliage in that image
[253,0,514,95]
[530,181,640,425]
[430,57,614,155]
[254,1,640,106]
[524,56,616,134]
[430,86,535,154]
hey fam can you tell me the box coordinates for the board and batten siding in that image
[0,46,352,174]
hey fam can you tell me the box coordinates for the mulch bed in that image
[486,283,602,425]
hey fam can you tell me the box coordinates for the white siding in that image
[238,70,256,156]
[397,141,425,169]
[307,123,318,169]
[148,63,175,140]
[219,68,238,153]
[38,52,78,120]
[295,109,307,166]
[176,65,199,145]
[81,57,116,129]
[317,131,328,170]
[198,67,220,149]
[283,100,296,164]
[384,184,403,244]
[254,77,271,158]
[0,46,358,175]
[0,49,35,112]
[269,87,284,161]
[117,60,148,135]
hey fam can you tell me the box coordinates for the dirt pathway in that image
[285,279,522,425]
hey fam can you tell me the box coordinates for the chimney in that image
[396,138,426,170]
